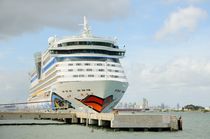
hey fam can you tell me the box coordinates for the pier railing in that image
[0,101,68,112]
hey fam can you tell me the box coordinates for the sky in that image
[0,0,210,107]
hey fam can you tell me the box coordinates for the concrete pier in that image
[0,111,181,131]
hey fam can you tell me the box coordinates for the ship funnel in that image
[34,52,42,79]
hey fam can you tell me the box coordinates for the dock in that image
[0,111,182,131]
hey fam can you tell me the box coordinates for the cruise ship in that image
[28,17,128,113]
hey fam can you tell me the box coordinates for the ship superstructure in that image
[28,17,128,113]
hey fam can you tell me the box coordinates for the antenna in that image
[82,16,92,37]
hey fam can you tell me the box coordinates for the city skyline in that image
[0,0,210,106]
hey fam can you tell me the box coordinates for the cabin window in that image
[86,69,92,71]
[78,69,84,71]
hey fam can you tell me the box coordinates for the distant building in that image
[176,103,180,110]
[205,107,210,110]
[142,98,149,109]
[161,103,165,110]
[124,102,128,109]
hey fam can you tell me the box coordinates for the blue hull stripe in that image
[42,58,57,73]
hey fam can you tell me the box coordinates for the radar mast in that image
[82,16,92,37]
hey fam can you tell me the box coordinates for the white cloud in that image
[155,6,208,40]
[123,57,210,106]
[127,57,210,89]
[0,0,131,40]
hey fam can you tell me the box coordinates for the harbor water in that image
[0,112,209,139]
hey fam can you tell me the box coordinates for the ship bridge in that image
[47,16,125,59]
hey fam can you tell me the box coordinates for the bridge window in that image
[58,41,119,49]
[50,49,124,56]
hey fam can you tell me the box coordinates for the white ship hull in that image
[29,80,128,112]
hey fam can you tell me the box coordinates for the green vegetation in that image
[182,104,206,111]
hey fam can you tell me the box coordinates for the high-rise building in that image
[142,98,149,109]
